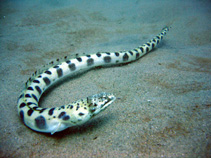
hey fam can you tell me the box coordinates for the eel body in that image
[17,27,169,134]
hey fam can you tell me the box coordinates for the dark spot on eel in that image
[58,112,66,118]
[20,110,24,122]
[76,105,80,111]
[87,58,94,66]
[123,53,129,61]
[68,63,76,71]
[63,115,70,121]
[57,68,63,77]
[115,52,119,56]
[79,112,85,116]
[25,94,31,98]
[53,65,59,69]
[27,108,34,116]
[27,102,37,106]
[35,115,46,129]
[66,60,71,64]
[19,102,26,108]
[35,86,42,95]
[77,57,82,62]
[104,56,111,63]
[45,70,52,75]
[32,94,38,102]
[33,80,40,84]
[129,51,133,55]
[43,77,51,86]
[96,53,101,57]
[27,87,34,91]
[48,108,55,116]
[136,53,140,59]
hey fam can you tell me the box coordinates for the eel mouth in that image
[101,93,116,109]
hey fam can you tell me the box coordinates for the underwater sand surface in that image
[0,0,210,157]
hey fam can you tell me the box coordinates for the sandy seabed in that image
[0,0,210,157]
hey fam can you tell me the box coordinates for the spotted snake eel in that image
[17,27,169,134]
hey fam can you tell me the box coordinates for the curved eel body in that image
[17,27,169,134]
